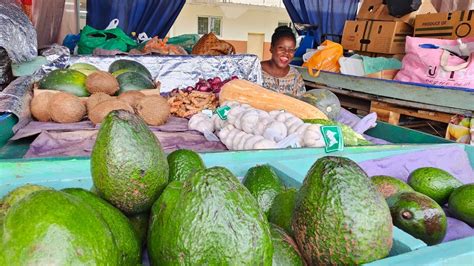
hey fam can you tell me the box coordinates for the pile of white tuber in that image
[188,101,326,150]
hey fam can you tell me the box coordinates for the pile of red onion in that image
[171,76,238,94]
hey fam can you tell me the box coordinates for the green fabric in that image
[352,55,402,75]
[77,25,137,55]
[11,56,48,77]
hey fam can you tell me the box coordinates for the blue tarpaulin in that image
[283,0,359,44]
[86,0,185,38]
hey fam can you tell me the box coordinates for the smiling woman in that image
[261,26,306,96]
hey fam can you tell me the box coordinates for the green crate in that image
[0,144,472,265]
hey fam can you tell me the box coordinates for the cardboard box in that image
[357,0,438,25]
[414,10,474,39]
[342,20,413,54]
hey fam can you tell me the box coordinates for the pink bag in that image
[395,36,474,89]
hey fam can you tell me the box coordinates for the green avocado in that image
[0,184,51,215]
[38,69,89,97]
[270,224,304,266]
[91,110,169,215]
[62,188,141,265]
[268,188,298,236]
[292,156,393,265]
[448,184,474,226]
[116,71,156,94]
[127,212,150,247]
[148,167,273,265]
[243,165,283,217]
[0,190,120,265]
[408,167,462,205]
[371,175,414,198]
[167,149,206,182]
[108,59,153,81]
[387,191,447,245]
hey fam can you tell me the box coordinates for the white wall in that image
[170,3,291,42]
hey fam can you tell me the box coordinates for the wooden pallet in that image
[370,101,453,125]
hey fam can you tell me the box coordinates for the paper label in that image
[201,109,213,118]
[321,126,344,153]
[216,105,231,120]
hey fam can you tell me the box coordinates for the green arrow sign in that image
[320,126,344,153]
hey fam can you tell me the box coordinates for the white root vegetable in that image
[285,116,303,129]
[237,134,253,150]
[240,110,259,133]
[275,112,294,123]
[244,135,264,150]
[254,117,273,136]
[232,131,247,150]
[263,121,288,142]
[269,110,283,119]
[223,128,241,149]
[218,124,234,140]
[253,139,277,149]
[303,124,325,147]
[227,106,246,125]
[188,113,214,133]
[212,114,228,131]
[256,110,271,119]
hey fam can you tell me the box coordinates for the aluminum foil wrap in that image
[0,0,37,63]
[35,45,71,80]
[69,54,263,92]
[0,75,34,131]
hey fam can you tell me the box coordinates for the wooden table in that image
[297,67,474,126]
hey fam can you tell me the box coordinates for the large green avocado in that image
[371,175,414,199]
[148,167,273,265]
[38,69,89,97]
[292,156,393,265]
[270,224,304,266]
[167,149,206,182]
[408,167,462,205]
[116,71,156,94]
[108,59,153,81]
[448,184,474,226]
[243,165,283,217]
[0,184,51,215]
[0,190,120,265]
[268,188,298,236]
[91,110,169,215]
[62,188,141,265]
[128,212,150,247]
[387,191,447,245]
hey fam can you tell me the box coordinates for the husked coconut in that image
[86,92,113,112]
[135,95,170,126]
[117,91,146,109]
[86,71,119,95]
[31,92,54,122]
[89,99,133,124]
[48,92,87,123]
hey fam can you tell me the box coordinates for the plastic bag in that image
[386,0,421,17]
[77,25,137,55]
[303,40,343,77]
[168,34,200,54]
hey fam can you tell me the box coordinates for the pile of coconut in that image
[31,71,170,126]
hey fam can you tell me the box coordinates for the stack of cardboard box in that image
[342,0,438,55]
[414,10,474,39]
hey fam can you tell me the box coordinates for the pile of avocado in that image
[0,109,472,265]
[371,168,473,245]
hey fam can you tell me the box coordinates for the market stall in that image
[0,0,473,265]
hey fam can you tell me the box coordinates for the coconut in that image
[117,91,146,109]
[86,92,113,112]
[30,92,54,122]
[135,95,170,126]
[48,92,87,123]
[85,71,119,95]
[89,99,134,124]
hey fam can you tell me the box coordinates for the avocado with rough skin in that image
[91,110,169,215]
[148,167,273,265]
[292,156,393,265]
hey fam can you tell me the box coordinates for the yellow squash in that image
[219,79,328,120]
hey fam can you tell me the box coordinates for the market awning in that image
[86,0,185,38]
